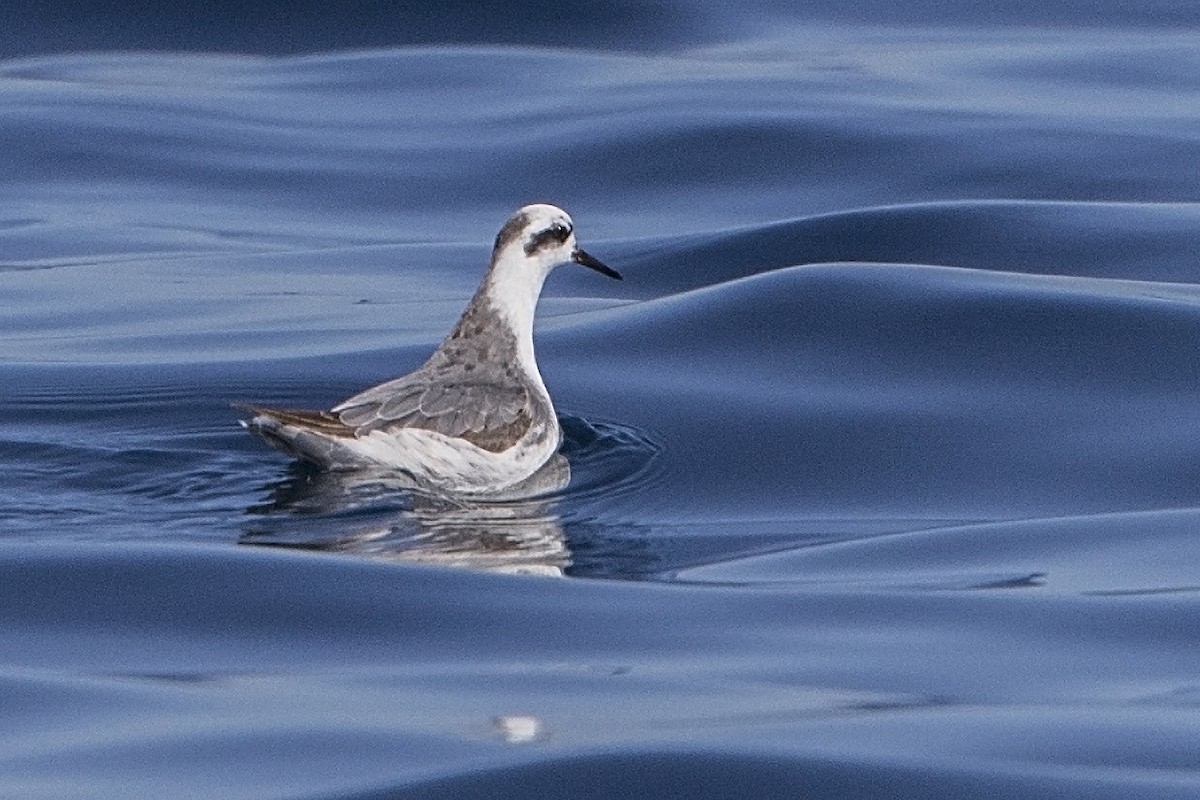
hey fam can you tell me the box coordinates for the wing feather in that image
[330,355,534,453]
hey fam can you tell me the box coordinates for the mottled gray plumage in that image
[331,291,544,453]
[239,203,621,493]
[492,210,532,259]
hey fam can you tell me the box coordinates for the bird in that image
[238,203,622,495]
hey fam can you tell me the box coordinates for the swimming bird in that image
[239,203,621,495]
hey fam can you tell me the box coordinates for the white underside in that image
[253,414,561,495]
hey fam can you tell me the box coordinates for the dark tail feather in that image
[233,403,354,436]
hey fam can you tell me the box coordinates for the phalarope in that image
[239,204,621,494]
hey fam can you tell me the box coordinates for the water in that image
[3,5,1200,798]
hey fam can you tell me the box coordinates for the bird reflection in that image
[241,455,572,576]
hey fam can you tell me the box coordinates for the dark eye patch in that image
[524,222,572,255]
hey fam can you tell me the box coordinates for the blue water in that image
[4,4,1200,797]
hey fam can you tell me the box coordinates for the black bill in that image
[572,248,622,280]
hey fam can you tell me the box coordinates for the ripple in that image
[238,414,662,575]
[557,415,664,507]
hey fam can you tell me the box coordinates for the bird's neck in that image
[463,251,549,384]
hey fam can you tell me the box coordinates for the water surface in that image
[3,9,1200,799]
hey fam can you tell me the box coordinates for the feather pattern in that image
[238,203,620,493]
[330,300,537,453]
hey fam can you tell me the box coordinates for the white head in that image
[478,204,621,359]
[490,203,621,283]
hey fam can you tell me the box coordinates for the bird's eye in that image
[524,222,572,255]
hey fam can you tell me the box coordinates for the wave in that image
[613,201,1200,297]
[4,29,1199,266]
[679,507,1200,595]
[543,260,1200,519]
[3,541,1198,798]
[339,748,1190,800]
[4,1,1199,60]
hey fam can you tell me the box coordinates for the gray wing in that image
[331,349,533,452]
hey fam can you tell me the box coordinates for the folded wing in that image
[332,354,532,453]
